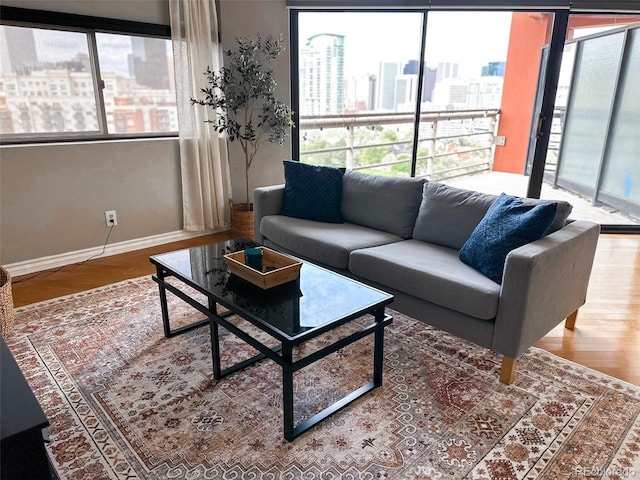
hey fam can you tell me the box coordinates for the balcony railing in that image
[299,108,500,181]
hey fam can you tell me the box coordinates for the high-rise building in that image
[432,80,469,107]
[345,74,376,112]
[395,74,419,110]
[467,76,504,108]
[436,62,459,83]
[403,60,420,75]
[130,37,170,90]
[423,67,437,102]
[379,60,438,109]
[481,61,506,77]
[299,34,345,115]
[367,74,377,111]
[400,60,437,104]
[377,62,403,111]
[0,26,37,74]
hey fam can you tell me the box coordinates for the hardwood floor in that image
[535,233,640,386]
[10,232,230,307]
[10,232,640,386]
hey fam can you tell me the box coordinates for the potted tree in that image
[192,34,294,239]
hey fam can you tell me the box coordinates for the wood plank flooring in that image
[10,232,229,306]
[535,233,640,386]
[9,232,640,386]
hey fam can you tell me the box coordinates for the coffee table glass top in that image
[150,239,393,339]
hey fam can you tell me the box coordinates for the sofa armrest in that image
[253,184,285,243]
[493,220,600,358]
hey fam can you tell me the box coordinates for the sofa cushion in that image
[342,170,424,239]
[349,240,501,320]
[459,193,558,284]
[260,215,402,270]
[281,160,344,223]
[412,182,497,250]
[412,182,573,250]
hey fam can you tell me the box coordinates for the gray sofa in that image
[253,170,600,384]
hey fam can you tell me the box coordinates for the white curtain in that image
[170,0,231,231]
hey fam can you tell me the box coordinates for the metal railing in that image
[299,108,500,181]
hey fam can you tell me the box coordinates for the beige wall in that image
[0,0,291,266]
[1,0,171,24]
[218,0,292,202]
[1,140,183,262]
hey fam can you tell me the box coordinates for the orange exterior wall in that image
[492,13,551,174]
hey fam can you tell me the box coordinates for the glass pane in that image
[556,32,625,191]
[96,33,177,134]
[599,27,640,216]
[540,16,640,227]
[297,12,423,176]
[0,25,100,136]
[540,17,640,226]
[544,42,576,174]
[418,12,513,184]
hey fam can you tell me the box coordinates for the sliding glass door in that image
[538,19,640,228]
[294,9,551,194]
[599,26,640,220]
[290,7,640,230]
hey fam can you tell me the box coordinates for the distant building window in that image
[0,23,178,141]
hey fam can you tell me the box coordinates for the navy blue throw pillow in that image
[459,193,557,284]
[281,160,344,223]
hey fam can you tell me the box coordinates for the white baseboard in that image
[4,229,224,277]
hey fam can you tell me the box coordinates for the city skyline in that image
[300,29,507,115]
[298,11,512,80]
[0,25,176,135]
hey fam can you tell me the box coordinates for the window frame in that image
[0,6,177,145]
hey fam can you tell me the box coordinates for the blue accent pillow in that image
[281,160,344,223]
[459,193,557,284]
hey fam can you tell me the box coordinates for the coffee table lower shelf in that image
[151,272,393,441]
[209,305,393,441]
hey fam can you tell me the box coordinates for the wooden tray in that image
[224,247,302,289]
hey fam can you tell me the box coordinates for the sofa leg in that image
[565,310,578,330]
[499,356,517,385]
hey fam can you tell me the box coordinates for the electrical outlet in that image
[105,210,118,227]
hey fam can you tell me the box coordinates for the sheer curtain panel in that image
[170,0,231,231]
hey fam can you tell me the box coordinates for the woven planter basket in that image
[0,266,15,338]
[231,202,255,240]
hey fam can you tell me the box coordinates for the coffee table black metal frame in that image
[150,240,394,441]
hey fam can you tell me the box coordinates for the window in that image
[290,6,640,230]
[0,10,177,142]
[293,10,516,181]
[96,33,177,135]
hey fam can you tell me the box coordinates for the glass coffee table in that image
[150,239,394,441]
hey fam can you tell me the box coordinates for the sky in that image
[298,11,513,80]
[29,28,134,75]
[3,27,168,77]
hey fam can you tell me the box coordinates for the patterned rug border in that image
[8,275,640,480]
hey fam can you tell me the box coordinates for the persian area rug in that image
[7,276,640,480]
